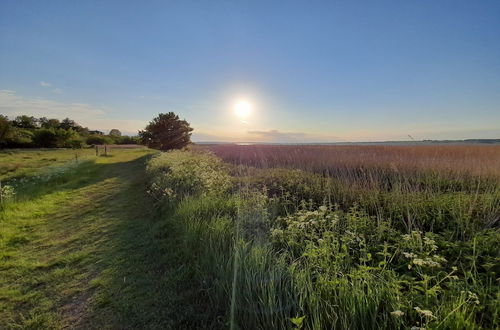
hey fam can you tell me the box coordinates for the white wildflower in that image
[403,252,417,258]
[414,307,435,318]
[390,310,405,317]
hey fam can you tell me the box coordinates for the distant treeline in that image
[0,115,139,148]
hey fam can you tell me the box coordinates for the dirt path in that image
[1,151,187,329]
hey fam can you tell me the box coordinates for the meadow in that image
[151,144,499,329]
[1,145,499,329]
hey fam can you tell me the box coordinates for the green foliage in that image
[113,135,140,145]
[1,114,138,149]
[59,117,80,130]
[144,150,499,329]
[146,150,231,200]
[39,117,60,129]
[4,127,34,147]
[2,146,497,328]
[32,128,83,148]
[0,184,15,203]
[0,115,12,146]
[12,115,38,129]
[139,112,193,151]
[32,128,58,147]
[109,128,121,137]
[86,134,112,145]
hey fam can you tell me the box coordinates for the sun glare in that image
[234,100,252,119]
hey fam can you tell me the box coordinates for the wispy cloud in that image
[0,90,147,134]
[39,81,63,94]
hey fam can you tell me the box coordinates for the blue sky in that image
[1,0,499,142]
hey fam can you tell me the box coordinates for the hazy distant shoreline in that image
[195,138,500,146]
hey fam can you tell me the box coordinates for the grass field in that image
[1,145,499,329]
[0,149,96,181]
[0,148,208,328]
[154,145,499,329]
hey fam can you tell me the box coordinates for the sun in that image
[234,100,252,119]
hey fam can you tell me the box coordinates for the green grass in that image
[0,148,96,181]
[2,147,498,329]
[144,149,500,329]
[0,148,207,329]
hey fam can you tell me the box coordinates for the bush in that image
[113,135,140,145]
[86,134,112,145]
[32,128,82,148]
[4,128,34,147]
[66,136,85,149]
[32,128,58,148]
[146,150,232,200]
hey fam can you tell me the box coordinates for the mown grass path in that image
[1,150,193,329]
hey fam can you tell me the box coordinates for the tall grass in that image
[147,147,499,329]
[206,144,500,177]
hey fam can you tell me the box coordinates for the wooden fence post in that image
[105,145,107,156]
[95,145,99,156]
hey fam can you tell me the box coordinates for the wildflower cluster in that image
[400,231,446,269]
[146,150,232,201]
[0,184,15,202]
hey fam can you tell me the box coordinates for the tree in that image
[109,129,122,137]
[33,128,58,147]
[0,115,12,146]
[5,128,34,147]
[32,128,80,148]
[13,115,38,129]
[59,118,81,131]
[86,134,112,145]
[54,128,79,147]
[139,112,193,151]
[39,117,61,129]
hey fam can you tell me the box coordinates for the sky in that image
[1,0,499,142]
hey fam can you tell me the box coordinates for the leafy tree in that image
[33,128,82,148]
[0,115,12,146]
[39,117,61,129]
[12,115,38,129]
[33,128,58,147]
[5,128,34,147]
[54,128,79,147]
[78,127,90,136]
[109,129,122,137]
[139,112,193,151]
[66,136,85,148]
[86,134,112,145]
[59,118,81,131]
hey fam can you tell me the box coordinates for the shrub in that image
[146,150,232,200]
[32,128,58,147]
[86,134,112,145]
